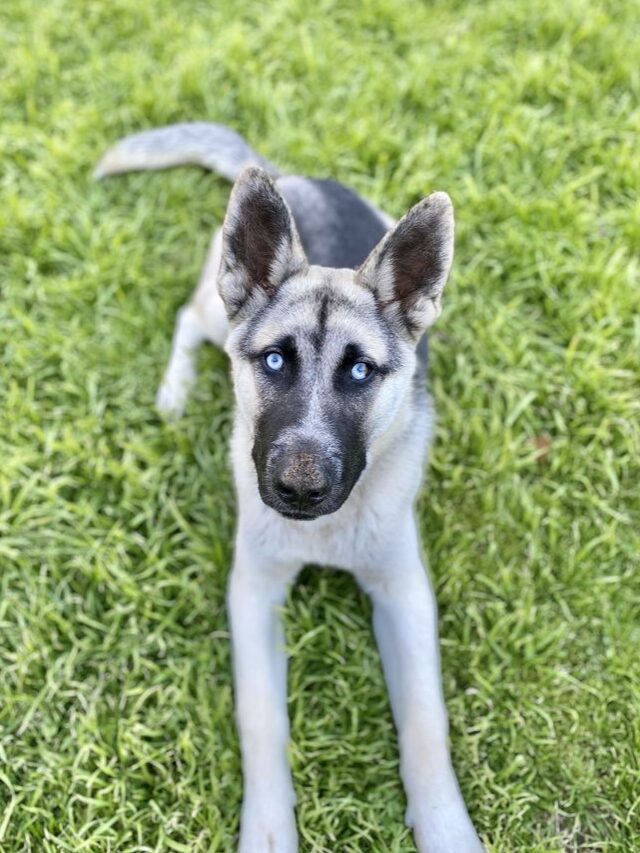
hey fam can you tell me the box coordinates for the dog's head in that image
[219,168,454,520]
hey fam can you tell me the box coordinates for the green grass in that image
[1,0,639,849]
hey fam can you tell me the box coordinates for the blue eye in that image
[351,361,372,381]
[264,351,284,372]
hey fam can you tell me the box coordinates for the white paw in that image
[155,378,190,419]
[408,804,485,853]
[238,800,298,853]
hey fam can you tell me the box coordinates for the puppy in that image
[96,122,484,853]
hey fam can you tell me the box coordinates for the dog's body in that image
[97,123,484,853]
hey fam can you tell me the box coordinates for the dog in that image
[96,122,485,853]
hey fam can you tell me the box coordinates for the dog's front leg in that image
[364,522,484,853]
[228,542,299,853]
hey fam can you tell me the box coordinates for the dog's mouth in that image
[277,506,328,521]
[260,488,346,521]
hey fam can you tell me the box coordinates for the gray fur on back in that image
[95,123,389,270]
[277,176,389,270]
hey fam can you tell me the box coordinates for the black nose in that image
[274,451,332,511]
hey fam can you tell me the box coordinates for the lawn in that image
[1,0,639,850]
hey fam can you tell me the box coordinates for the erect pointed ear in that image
[355,192,454,340]
[217,167,308,320]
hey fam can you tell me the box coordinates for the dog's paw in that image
[238,800,297,853]
[408,804,485,853]
[155,379,189,420]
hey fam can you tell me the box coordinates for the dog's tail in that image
[93,122,280,182]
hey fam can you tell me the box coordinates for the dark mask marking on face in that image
[250,336,370,519]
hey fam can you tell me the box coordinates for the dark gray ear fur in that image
[356,191,454,340]
[218,167,308,320]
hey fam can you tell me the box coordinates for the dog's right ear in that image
[355,192,454,341]
[218,167,308,320]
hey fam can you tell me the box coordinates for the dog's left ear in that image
[218,167,308,320]
[356,192,454,340]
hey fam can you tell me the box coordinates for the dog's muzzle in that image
[259,440,342,520]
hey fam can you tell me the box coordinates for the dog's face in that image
[219,169,454,520]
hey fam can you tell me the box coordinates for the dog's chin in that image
[277,506,332,521]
